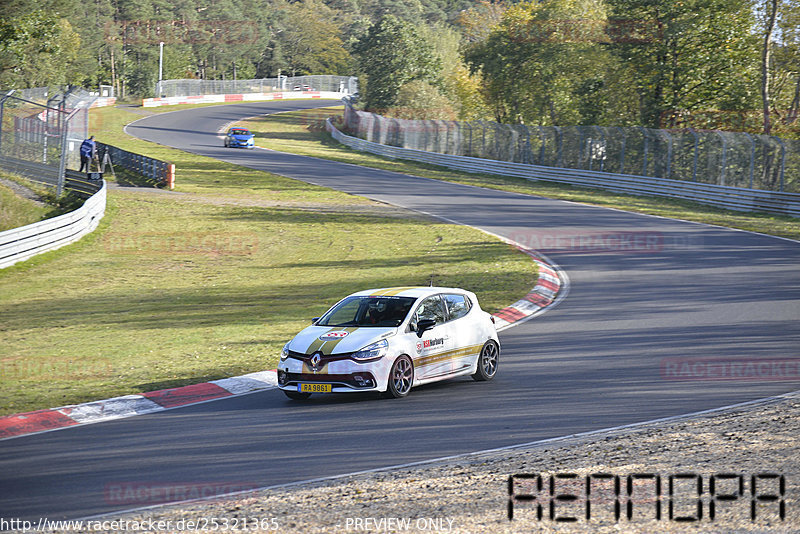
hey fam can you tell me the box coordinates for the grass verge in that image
[240,107,800,241]
[0,178,50,232]
[0,104,537,416]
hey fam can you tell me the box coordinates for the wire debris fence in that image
[343,102,799,193]
[156,76,358,98]
[0,86,96,196]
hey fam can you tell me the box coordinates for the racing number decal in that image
[304,327,359,355]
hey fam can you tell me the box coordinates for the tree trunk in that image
[788,74,800,125]
[762,0,779,135]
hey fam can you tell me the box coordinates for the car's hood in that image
[231,134,253,140]
[287,326,396,356]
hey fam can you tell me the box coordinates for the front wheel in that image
[472,341,499,381]
[384,355,413,398]
[283,390,311,400]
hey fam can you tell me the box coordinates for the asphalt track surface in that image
[2,100,799,521]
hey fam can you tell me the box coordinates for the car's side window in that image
[443,294,471,321]
[414,296,446,325]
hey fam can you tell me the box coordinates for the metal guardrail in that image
[64,169,103,198]
[0,180,106,269]
[0,156,59,187]
[96,142,174,188]
[327,119,800,218]
[0,156,103,198]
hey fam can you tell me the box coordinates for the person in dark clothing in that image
[79,136,96,172]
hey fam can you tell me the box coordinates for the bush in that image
[389,81,457,120]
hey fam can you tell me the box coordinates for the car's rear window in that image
[318,296,416,327]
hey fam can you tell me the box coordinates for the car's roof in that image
[229,128,250,133]
[350,286,471,299]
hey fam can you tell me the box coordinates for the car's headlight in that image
[280,343,290,361]
[352,339,388,361]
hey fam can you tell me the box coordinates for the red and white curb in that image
[0,256,563,441]
[0,371,277,441]
[492,248,562,331]
[142,91,344,108]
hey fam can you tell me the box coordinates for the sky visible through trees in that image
[1,0,797,135]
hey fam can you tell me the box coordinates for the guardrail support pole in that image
[717,131,727,187]
[775,137,786,192]
[602,127,609,172]
[744,132,755,189]
[665,130,673,180]
[640,127,649,176]
[690,129,699,181]
[540,126,548,166]
[0,92,12,159]
[56,108,79,198]
[555,126,563,168]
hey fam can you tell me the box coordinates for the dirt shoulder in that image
[102,391,799,533]
[0,176,47,207]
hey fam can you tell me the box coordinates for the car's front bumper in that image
[229,139,254,147]
[277,355,393,393]
[277,370,380,393]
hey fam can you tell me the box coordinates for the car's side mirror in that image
[415,318,437,338]
[311,317,320,324]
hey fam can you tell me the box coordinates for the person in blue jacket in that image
[79,136,96,172]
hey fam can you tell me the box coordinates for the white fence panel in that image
[0,181,107,268]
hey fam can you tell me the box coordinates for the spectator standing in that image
[79,136,96,172]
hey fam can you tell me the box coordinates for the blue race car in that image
[224,127,255,148]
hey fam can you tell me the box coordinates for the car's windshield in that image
[230,129,250,135]
[317,296,416,327]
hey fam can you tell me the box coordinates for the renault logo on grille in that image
[310,353,322,370]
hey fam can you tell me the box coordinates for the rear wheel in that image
[384,355,413,398]
[283,390,311,400]
[472,340,499,381]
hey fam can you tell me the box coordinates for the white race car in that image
[277,287,500,400]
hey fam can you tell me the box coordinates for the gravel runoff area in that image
[67,390,800,534]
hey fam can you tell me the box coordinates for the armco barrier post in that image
[167,164,175,189]
[0,91,14,158]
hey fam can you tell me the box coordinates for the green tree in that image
[354,14,440,110]
[277,0,352,76]
[418,22,490,120]
[0,11,81,88]
[392,79,457,119]
[608,0,759,128]
[761,0,800,137]
[465,0,631,125]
